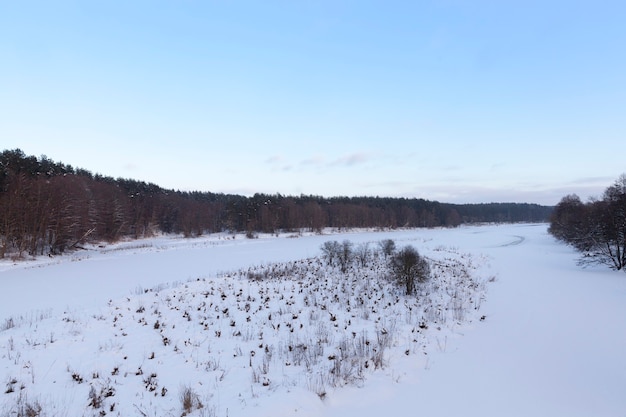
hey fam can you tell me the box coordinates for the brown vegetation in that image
[0,149,552,258]
[549,174,626,271]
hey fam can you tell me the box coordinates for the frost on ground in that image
[0,241,489,417]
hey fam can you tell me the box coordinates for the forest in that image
[0,149,552,258]
[549,174,626,271]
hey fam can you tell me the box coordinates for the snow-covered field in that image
[1,224,625,417]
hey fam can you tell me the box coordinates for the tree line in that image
[0,149,552,258]
[549,174,626,271]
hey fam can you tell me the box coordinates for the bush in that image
[337,240,353,272]
[320,240,353,272]
[378,239,396,258]
[389,245,430,295]
[320,241,340,266]
[354,242,370,267]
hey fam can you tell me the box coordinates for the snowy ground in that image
[1,224,625,416]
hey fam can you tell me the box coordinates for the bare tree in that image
[550,174,626,272]
[320,241,341,266]
[337,240,353,273]
[354,242,370,267]
[378,239,396,258]
[389,245,430,295]
[578,175,626,271]
[320,240,354,273]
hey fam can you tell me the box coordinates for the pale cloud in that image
[265,155,293,172]
[330,152,371,167]
[567,176,615,186]
[300,154,326,166]
[297,151,379,171]
[265,155,284,164]
[489,163,506,171]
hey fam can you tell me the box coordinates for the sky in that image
[1,1,625,205]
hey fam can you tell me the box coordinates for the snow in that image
[1,224,625,416]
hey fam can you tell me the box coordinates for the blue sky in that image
[1,1,624,205]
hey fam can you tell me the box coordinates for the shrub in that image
[320,241,340,266]
[320,240,353,272]
[389,245,430,295]
[180,385,203,415]
[354,243,370,267]
[378,239,396,258]
[337,240,353,273]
